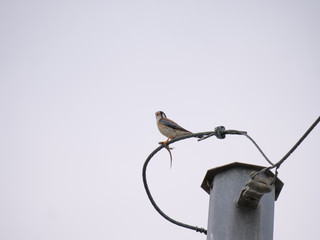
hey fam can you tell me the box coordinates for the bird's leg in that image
[158,138,173,150]
[164,138,169,147]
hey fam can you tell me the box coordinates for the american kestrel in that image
[155,111,193,146]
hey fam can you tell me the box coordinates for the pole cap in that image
[201,162,284,200]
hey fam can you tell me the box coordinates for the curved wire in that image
[241,133,274,165]
[142,127,273,235]
[142,133,209,235]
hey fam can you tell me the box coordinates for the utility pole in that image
[201,162,283,240]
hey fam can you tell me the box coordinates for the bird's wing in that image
[159,118,190,132]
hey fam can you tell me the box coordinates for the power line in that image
[254,115,320,180]
[276,115,320,169]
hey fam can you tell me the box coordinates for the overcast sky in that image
[1,0,319,240]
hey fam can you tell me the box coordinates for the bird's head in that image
[155,111,166,120]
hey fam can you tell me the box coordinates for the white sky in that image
[1,0,319,239]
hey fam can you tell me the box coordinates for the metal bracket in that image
[236,171,273,208]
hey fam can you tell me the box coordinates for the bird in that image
[155,111,193,146]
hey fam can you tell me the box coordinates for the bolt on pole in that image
[201,162,283,240]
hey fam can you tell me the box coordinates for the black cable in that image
[142,127,272,235]
[142,133,208,235]
[253,115,320,179]
[275,115,320,169]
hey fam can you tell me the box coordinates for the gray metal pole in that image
[201,162,283,240]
